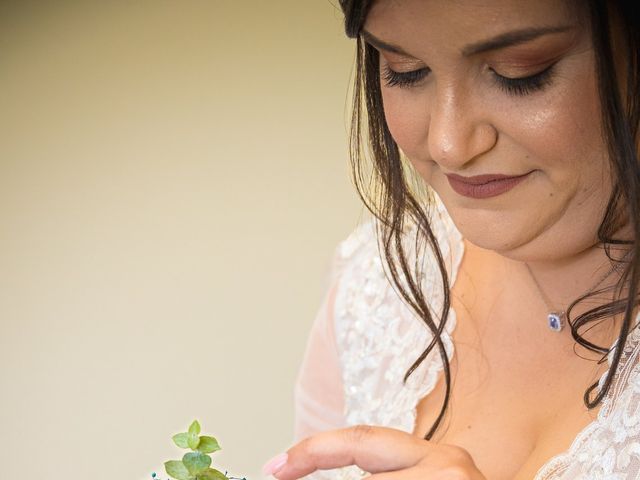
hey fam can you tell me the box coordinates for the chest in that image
[410,242,608,480]
[411,334,603,480]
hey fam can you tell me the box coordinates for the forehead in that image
[364,0,583,55]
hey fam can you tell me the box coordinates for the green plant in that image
[163,420,229,480]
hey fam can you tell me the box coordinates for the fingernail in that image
[262,452,288,477]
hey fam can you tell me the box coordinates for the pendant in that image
[548,311,565,332]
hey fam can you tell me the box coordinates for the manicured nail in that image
[262,452,288,476]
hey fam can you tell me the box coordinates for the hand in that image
[262,425,487,480]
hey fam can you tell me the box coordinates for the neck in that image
[524,244,622,305]
[464,238,633,345]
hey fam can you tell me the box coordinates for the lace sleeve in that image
[293,245,347,442]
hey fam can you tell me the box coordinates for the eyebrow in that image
[361,25,575,57]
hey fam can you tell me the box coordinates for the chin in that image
[440,202,565,262]
[430,175,608,263]
[454,216,600,264]
[456,222,525,255]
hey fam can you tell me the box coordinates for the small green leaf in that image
[183,451,212,475]
[164,460,194,480]
[197,468,229,480]
[188,420,201,435]
[187,432,200,450]
[173,432,190,449]
[197,436,221,454]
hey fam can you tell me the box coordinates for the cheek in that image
[500,60,606,188]
[381,88,432,169]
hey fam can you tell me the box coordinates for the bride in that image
[264,1,640,479]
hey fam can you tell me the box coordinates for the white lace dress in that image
[293,196,640,479]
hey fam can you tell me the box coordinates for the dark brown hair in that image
[338,0,640,440]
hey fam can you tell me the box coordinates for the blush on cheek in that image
[507,61,602,184]
[382,103,436,184]
[381,91,430,162]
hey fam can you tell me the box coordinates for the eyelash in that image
[381,63,557,96]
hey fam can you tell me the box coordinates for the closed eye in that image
[382,65,430,88]
[381,63,557,97]
[490,62,557,96]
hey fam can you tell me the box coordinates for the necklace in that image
[524,250,632,332]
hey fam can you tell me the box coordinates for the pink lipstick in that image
[445,171,533,199]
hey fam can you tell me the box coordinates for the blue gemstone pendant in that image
[548,311,565,332]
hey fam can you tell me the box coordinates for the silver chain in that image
[524,249,632,315]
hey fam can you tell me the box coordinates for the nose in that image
[427,84,497,170]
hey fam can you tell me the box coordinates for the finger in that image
[273,425,427,480]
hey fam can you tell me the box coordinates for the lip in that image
[445,171,533,199]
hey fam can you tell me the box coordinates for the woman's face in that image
[363,0,613,262]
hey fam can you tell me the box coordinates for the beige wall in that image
[0,2,364,478]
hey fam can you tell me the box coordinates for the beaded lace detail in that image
[302,196,640,480]
[334,200,461,434]
[533,325,640,479]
